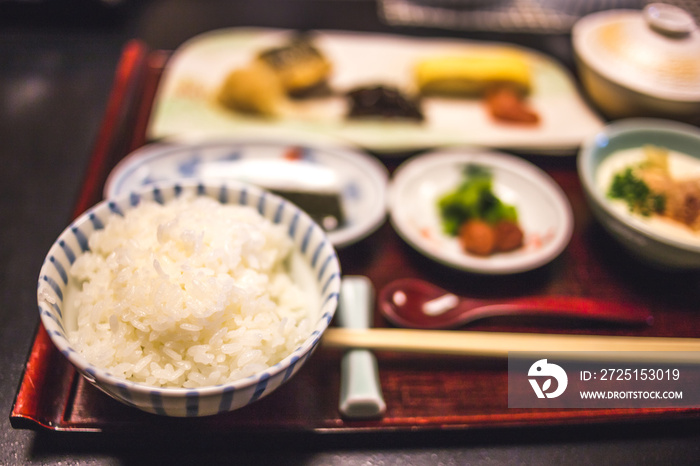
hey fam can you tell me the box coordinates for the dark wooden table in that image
[3,1,700,464]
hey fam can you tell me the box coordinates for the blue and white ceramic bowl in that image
[37,181,341,417]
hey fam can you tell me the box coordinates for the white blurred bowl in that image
[37,181,341,417]
[578,118,700,269]
[573,4,700,122]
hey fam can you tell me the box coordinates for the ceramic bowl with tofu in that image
[578,118,700,269]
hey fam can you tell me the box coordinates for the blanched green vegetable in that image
[438,165,518,236]
[608,167,665,217]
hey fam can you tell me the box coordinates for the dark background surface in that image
[2,0,700,464]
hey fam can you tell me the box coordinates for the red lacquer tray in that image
[11,40,700,433]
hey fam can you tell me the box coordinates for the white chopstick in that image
[323,328,700,361]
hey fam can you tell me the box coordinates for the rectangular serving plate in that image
[147,28,604,155]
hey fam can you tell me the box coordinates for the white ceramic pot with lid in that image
[572,3,700,122]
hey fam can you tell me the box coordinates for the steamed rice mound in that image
[67,194,312,388]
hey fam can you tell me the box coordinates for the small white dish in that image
[388,149,574,274]
[105,140,388,248]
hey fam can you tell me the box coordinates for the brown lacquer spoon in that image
[378,278,654,330]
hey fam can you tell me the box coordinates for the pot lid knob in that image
[644,3,697,37]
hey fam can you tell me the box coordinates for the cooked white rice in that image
[66,194,313,388]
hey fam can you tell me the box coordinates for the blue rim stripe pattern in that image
[311,241,325,268]
[321,272,339,294]
[151,391,167,416]
[129,192,141,207]
[42,309,65,334]
[322,292,340,308]
[108,201,124,216]
[301,225,313,254]
[218,386,236,413]
[249,373,271,403]
[37,180,341,417]
[153,187,165,204]
[58,240,76,264]
[116,383,132,403]
[41,275,64,302]
[317,254,334,281]
[288,211,300,239]
[257,192,266,216]
[186,391,199,417]
[282,354,301,382]
[218,185,228,204]
[89,213,104,230]
[49,301,63,320]
[49,256,68,285]
[71,226,90,253]
[273,201,285,224]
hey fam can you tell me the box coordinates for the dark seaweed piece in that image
[270,189,345,232]
[346,85,424,121]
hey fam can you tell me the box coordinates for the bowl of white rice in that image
[37,180,341,417]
